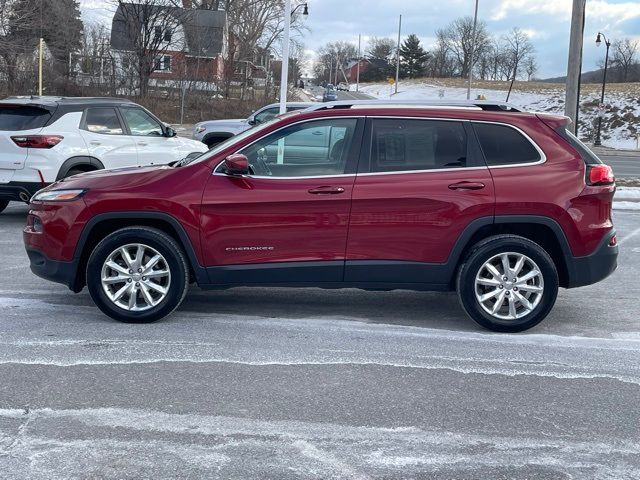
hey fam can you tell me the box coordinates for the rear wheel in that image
[66,168,91,177]
[86,227,189,323]
[456,235,559,332]
[0,200,8,213]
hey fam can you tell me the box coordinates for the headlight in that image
[32,189,86,202]
[195,125,206,134]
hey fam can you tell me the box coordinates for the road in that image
[601,155,640,178]
[0,203,639,479]
[307,84,374,102]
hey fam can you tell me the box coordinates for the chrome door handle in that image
[308,186,345,194]
[448,181,485,190]
[89,141,101,146]
[137,141,148,146]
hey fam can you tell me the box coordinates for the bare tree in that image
[314,41,357,84]
[611,38,638,82]
[524,55,538,81]
[502,27,534,101]
[438,16,490,78]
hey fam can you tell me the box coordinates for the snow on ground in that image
[358,80,640,150]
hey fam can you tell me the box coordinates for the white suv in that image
[0,96,207,213]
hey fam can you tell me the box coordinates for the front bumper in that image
[565,230,618,288]
[0,182,45,202]
[26,247,81,291]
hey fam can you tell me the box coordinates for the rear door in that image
[0,105,52,178]
[79,107,139,169]
[345,117,495,284]
[120,106,181,166]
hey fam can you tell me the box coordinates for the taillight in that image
[11,135,63,149]
[587,164,614,186]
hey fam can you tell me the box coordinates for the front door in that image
[79,107,139,169]
[200,117,363,284]
[345,117,495,285]
[120,106,180,166]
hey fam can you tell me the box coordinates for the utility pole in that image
[278,0,292,114]
[564,0,586,135]
[394,15,401,95]
[467,0,479,100]
[356,34,361,92]
[38,38,44,96]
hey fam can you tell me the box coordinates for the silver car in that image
[193,102,312,148]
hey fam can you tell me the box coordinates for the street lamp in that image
[279,2,308,114]
[594,32,611,146]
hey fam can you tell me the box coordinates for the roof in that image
[305,99,523,112]
[1,96,136,109]
[110,3,226,58]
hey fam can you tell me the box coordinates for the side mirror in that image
[247,116,256,126]
[224,154,249,175]
[164,126,177,138]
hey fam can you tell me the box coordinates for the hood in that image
[199,118,247,128]
[50,165,173,191]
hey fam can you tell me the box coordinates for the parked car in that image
[323,85,338,102]
[337,82,349,91]
[24,100,618,332]
[193,102,312,148]
[0,96,207,213]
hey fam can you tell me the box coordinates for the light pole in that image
[466,0,479,100]
[279,2,308,114]
[594,32,610,146]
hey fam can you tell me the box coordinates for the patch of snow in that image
[359,80,640,150]
[615,187,640,200]
[613,201,640,210]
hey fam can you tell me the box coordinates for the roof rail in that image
[305,99,522,112]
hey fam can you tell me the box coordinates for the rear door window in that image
[367,119,468,173]
[473,123,541,166]
[0,106,51,131]
[83,108,124,135]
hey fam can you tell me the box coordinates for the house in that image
[110,1,227,91]
[344,58,369,83]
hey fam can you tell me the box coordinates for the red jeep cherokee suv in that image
[23,101,618,332]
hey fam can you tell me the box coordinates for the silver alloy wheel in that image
[100,243,171,312]
[474,252,544,320]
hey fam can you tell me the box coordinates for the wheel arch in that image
[71,212,208,292]
[451,216,571,289]
[56,156,105,180]
[202,132,234,147]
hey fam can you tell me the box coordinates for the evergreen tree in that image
[399,34,428,79]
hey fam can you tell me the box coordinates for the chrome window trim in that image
[357,166,488,177]
[212,116,364,179]
[211,114,547,180]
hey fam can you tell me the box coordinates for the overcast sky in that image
[80,0,640,78]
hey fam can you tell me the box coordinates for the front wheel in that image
[86,227,189,323]
[456,235,559,332]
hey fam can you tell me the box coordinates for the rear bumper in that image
[565,230,618,288]
[26,247,81,292]
[0,182,45,202]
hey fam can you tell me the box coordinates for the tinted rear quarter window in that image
[0,106,51,131]
[369,119,467,173]
[554,126,602,165]
[473,123,541,166]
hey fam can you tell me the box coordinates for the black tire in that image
[0,200,8,213]
[456,235,559,332]
[86,227,189,323]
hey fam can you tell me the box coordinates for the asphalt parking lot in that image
[0,202,639,479]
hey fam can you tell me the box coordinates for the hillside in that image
[357,78,640,150]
